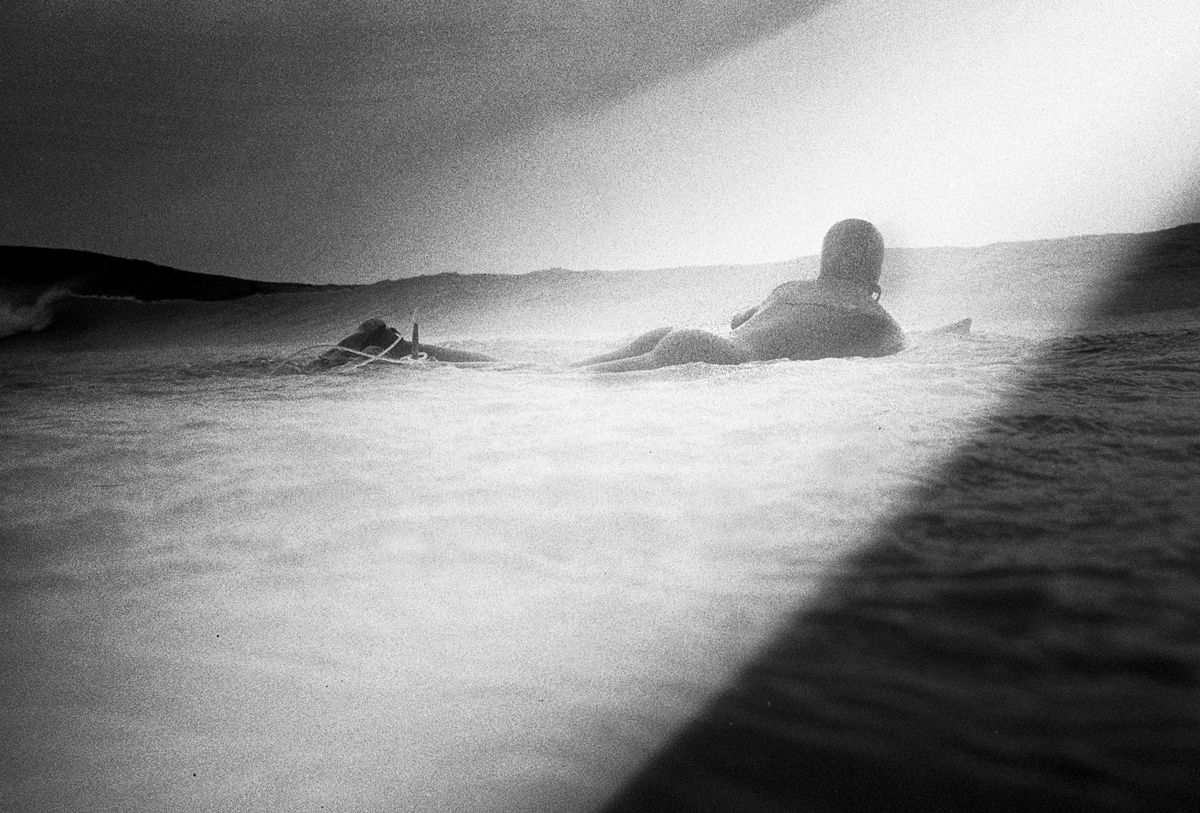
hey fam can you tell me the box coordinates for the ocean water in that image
[0,322,1008,810]
[2,283,1199,810]
[606,323,1200,813]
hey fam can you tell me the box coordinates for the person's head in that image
[818,219,885,296]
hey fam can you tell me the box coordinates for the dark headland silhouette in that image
[0,246,345,305]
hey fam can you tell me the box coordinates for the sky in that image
[2,0,1199,283]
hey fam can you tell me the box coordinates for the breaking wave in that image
[0,284,74,338]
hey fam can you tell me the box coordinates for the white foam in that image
[0,284,72,338]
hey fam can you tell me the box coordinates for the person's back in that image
[731,219,904,360]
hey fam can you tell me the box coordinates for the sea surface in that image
[2,257,1199,811]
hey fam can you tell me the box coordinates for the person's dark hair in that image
[818,219,885,291]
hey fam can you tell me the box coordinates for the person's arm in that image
[730,305,759,330]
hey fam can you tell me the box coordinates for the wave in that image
[0,284,75,339]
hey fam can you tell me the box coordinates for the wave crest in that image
[0,284,73,338]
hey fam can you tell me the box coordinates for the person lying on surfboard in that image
[315,218,920,373]
[311,315,498,369]
[570,218,906,372]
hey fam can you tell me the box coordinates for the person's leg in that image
[581,328,748,372]
[569,326,674,367]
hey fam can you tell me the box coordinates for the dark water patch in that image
[1021,371,1185,402]
[1046,334,1121,355]
[0,379,45,392]
[864,511,1058,553]
[1047,326,1200,355]
[936,442,1079,487]
[1139,442,1200,464]
[983,411,1117,436]
[0,509,152,590]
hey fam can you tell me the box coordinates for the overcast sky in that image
[2,0,1198,283]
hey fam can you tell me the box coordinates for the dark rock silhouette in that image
[0,246,343,304]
